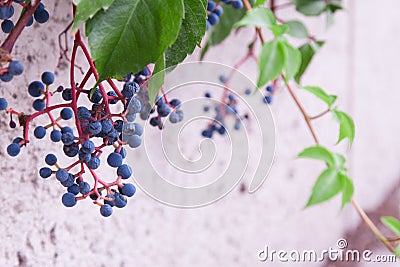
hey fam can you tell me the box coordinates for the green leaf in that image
[298,145,336,167]
[396,244,400,257]
[294,43,315,83]
[269,24,288,37]
[381,217,400,236]
[165,0,207,68]
[87,0,184,82]
[333,153,346,169]
[291,0,327,16]
[339,173,354,208]
[234,7,276,28]
[255,0,268,6]
[302,86,337,107]
[306,168,341,207]
[282,42,301,81]
[286,20,308,39]
[332,109,355,145]
[148,54,166,107]
[208,5,246,45]
[257,40,285,87]
[72,0,115,32]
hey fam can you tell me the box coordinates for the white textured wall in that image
[0,0,399,266]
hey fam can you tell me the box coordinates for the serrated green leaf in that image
[298,146,335,167]
[234,7,276,28]
[306,167,341,207]
[148,54,166,107]
[282,42,301,81]
[73,0,115,32]
[87,0,184,82]
[332,109,355,145]
[286,20,308,39]
[255,0,268,6]
[303,86,337,107]
[381,217,400,236]
[257,40,285,87]
[339,173,353,208]
[298,145,336,167]
[269,24,288,37]
[166,0,207,68]
[291,0,327,16]
[294,43,315,83]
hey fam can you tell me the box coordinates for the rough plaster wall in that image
[0,0,399,266]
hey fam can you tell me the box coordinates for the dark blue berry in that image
[63,144,79,157]
[34,8,49,24]
[45,153,57,165]
[121,183,136,197]
[88,156,100,169]
[208,13,219,25]
[32,99,45,111]
[0,72,13,82]
[61,132,74,145]
[62,88,72,101]
[77,106,91,120]
[39,167,52,178]
[50,129,62,142]
[104,194,115,207]
[107,152,123,168]
[28,81,44,97]
[89,121,102,135]
[263,95,272,104]
[100,204,113,217]
[89,88,102,103]
[78,150,91,163]
[266,85,274,92]
[56,169,69,182]
[114,193,127,208]
[82,140,95,154]
[207,1,216,11]
[0,98,8,110]
[60,108,73,120]
[7,143,20,157]
[67,184,80,195]
[8,60,23,75]
[79,182,91,195]
[107,91,118,104]
[34,126,46,139]
[61,192,76,207]
[117,164,132,179]
[169,99,181,107]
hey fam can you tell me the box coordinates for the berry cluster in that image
[0,2,49,34]
[0,2,49,83]
[1,70,145,217]
[206,0,244,30]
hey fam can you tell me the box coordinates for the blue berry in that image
[89,88,102,103]
[107,91,118,104]
[100,204,113,217]
[0,5,14,20]
[201,130,213,138]
[36,3,45,11]
[88,121,102,135]
[88,156,100,169]
[0,98,8,110]
[100,119,113,133]
[206,20,211,31]
[107,152,123,168]
[205,92,211,98]
[104,194,115,207]
[266,85,274,92]
[45,153,57,165]
[0,72,13,82]
[219,75,227,83]
[67,184,80,195]
[78,150,91,163]
[32,99,45,111]
[208,13,219,25]
[50,129,62,142]
[7,143,20,157]
[60,108,73,120]
[150,117,161,126]
[245,88,252,95]
[62,88,72,101]
[61,175,75,187]
[56,169,69,182]
[13,137,23,144]
[61,132,74,145]
[39,167,52,178]
[34,8,49,24]
[263,95,272,104]
[155,96,165,106]
[122,82,139,98]
[127,135,141,148]
[28,81,44,97]
[214,6,223,16]
[169,112,181,123]
[61,192,76,207]
[117,164,132,179]
[8,60,23,75]
[169,99,181,107]
[114,120,123,132]
[133,123,143,136]
[117,147,127,159]
[79,182,91,195]
[232,0,244,9]
[114,193,127,208]
[61,126,73,134]
[34,126,46,139]
[141,67,150,76]
[77,106,91,120]
[63,144,79,157]
[121,183,136,197]
[207,1,216,11]
[218,125,226,135]
[157,103,171,117]
[127,97,142,113]
[82,140,95,154]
